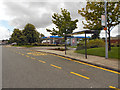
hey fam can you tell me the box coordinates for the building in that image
[110,36,120,43]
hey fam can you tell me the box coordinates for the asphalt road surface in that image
[2,46,119,88]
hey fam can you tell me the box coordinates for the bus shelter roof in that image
[68,30,96,35]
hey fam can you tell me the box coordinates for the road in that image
[2,46,119,88]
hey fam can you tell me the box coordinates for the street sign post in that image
[104,0,108,59]
[101,0,108,59]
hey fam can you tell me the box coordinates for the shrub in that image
[111,42,119,47]
[76,39,105,50]
[87,39,105,48]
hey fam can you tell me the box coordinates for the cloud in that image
[63,2,86,19]
[0,26,12,40]
[0,0,119,40]
[2,1,86,29]
[100,24,119,38]
[3,2,48,28]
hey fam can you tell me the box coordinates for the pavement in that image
[2,46,119,88]
[30,46,119,71]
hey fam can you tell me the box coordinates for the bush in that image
[76,39,105,50]
[111,42,119,47]
[87,39,105,48]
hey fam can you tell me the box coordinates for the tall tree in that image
[10,28,25,45]
[46,8,78,36]
[23,23,40,44]
[40,33,45,37]
[78,2,120,50]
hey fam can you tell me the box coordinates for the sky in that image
[0,0,119,40]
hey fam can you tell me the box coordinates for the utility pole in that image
[105,0,108,59]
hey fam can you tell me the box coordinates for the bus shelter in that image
[68,30,96,59]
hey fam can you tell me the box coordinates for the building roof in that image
[42,35,90,39]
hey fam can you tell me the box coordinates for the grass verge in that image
[75,47,119,59]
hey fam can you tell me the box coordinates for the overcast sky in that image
[0,0,119,40]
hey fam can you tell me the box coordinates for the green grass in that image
[75,47,119,59]
[68,46,77,48]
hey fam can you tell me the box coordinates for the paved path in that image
[2,46,119,88]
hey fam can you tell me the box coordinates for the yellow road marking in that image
[31,57,36,60]
[21,54,24,56]
[50,64,62,69]
[26,55,30,57]
[35,52,120,75]
[38,60,46,63]
[70,72,90,80]
[54,53,120,74]
[27,52,47,56]
[109,86,119,90]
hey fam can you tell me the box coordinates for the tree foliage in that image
[23,23,40,44]
[10,29,26,45]
[46,8,78,36]
[78,2,119,30]
[10,23,40,45]
[39,33,45,37]
[78,2,120,50]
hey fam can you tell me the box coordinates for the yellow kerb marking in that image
[77,61,120,74]
[50,64,62,69]
[62,57,71,60]
[70,72,90,80]
[109,86,119,90]
[67,58,72,60]
[58,56,63,57]
[38,60,46,63]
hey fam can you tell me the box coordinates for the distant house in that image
[110,35,120,44]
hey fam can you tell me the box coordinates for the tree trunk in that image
[108,28,111,51]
